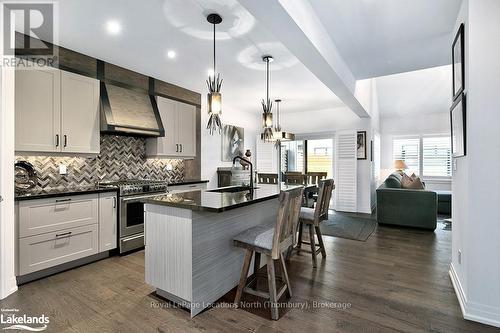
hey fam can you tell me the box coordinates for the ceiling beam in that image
[237,0,370,118]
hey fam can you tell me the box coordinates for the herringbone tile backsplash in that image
[16,135,185,189]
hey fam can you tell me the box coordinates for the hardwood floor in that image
[2,223,499,333]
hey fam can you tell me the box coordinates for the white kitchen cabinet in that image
[146,96,196,158]
[177,101,196,157]
[98,192,117,252]
[15,67,61,152]
[15,67,100,154]
[61,71,100,154]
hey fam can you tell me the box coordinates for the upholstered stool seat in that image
[299,207,315,221]
[233,223,275,251]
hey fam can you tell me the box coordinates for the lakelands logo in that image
[1,309,49,332]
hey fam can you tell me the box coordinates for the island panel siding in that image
[191,199,278,316]
[145,204,192,302]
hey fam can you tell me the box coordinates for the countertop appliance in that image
[98,179,169,254]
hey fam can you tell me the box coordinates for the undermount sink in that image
[207,186,259,193]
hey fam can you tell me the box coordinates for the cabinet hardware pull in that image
[64,135,68,147]
[56,231,72,238]
[55,134,59,147]
[55,198,71,203]
[176,144,179,152]
[113,197,117,208]
[180,144,183,153]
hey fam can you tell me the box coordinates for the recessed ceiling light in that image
[106,20,122,35]
[207,68,215,76]
[167,50,176,59]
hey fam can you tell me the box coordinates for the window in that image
[423,137,451,177]
[392,135,451,178]
[392,137,420,174]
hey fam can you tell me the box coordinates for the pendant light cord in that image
[266,58,269,102]
[213,23,216,74]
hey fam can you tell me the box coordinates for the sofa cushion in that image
[385,173,402,188]
[402,176,425,189]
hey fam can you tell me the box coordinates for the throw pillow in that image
[410,173,418,181]
[406,177,425,189]
[401,174,414,188]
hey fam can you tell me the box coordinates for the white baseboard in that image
[449,263,500,328]
[0,276,17,300]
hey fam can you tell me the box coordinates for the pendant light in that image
[272,99,295,142]
[261,55,274,142]
[206,13,223,135]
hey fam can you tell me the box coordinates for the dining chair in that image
[306,172,327,186]
[284,173,306,185]
[296,179,334,267]
[233,187,304,320]
[258,173,278,184]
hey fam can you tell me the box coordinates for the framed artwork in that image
[370,140,373,162]
[452,23,465,101]
[450,93,466,157]
[221,124,244,162]
[357,131,367,160]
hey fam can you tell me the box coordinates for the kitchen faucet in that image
[232,156,253,190]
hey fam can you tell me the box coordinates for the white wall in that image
[0,60,18,298]
[200,102,259,188]
[380,113,451,190]
[449,0,500,328]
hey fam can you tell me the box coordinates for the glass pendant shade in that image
[262,112,273,128]
[208,92,221,115]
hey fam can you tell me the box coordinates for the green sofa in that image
[376,173,437,230]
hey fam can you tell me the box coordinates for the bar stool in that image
[233,188,304,320]
[296,179,334,267]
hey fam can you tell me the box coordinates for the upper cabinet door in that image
[61,71,100,154]
[146,96,178,156]
[177,102,196,157]
[15,68,61,152]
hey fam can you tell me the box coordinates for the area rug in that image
[319,211,377,242]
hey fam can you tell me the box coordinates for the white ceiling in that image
[309,0,462,79]
[23,0,461,125]
[375,65,452,117]
[33,0,344,117]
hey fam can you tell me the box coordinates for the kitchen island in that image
[143,184,309,317]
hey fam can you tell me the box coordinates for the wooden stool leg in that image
[315,226,327,258]
[266,255,279,320]
[297,222,303,251]
[309,224,317,267]
[234,249,253,307]
[280,253,292,298]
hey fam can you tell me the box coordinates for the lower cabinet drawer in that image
[18,224,98,275]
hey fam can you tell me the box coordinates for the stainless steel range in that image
[98,179,169,254]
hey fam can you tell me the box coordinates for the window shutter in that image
[423,137,452,177]
[335,131,357,212]
[392,137,420,174]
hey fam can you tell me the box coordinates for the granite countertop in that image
[15,186,118,201]
[143,183,314,213]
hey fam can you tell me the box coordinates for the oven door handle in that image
[120,193,165,202]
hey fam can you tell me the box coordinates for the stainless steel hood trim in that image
[100,81,165,137]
